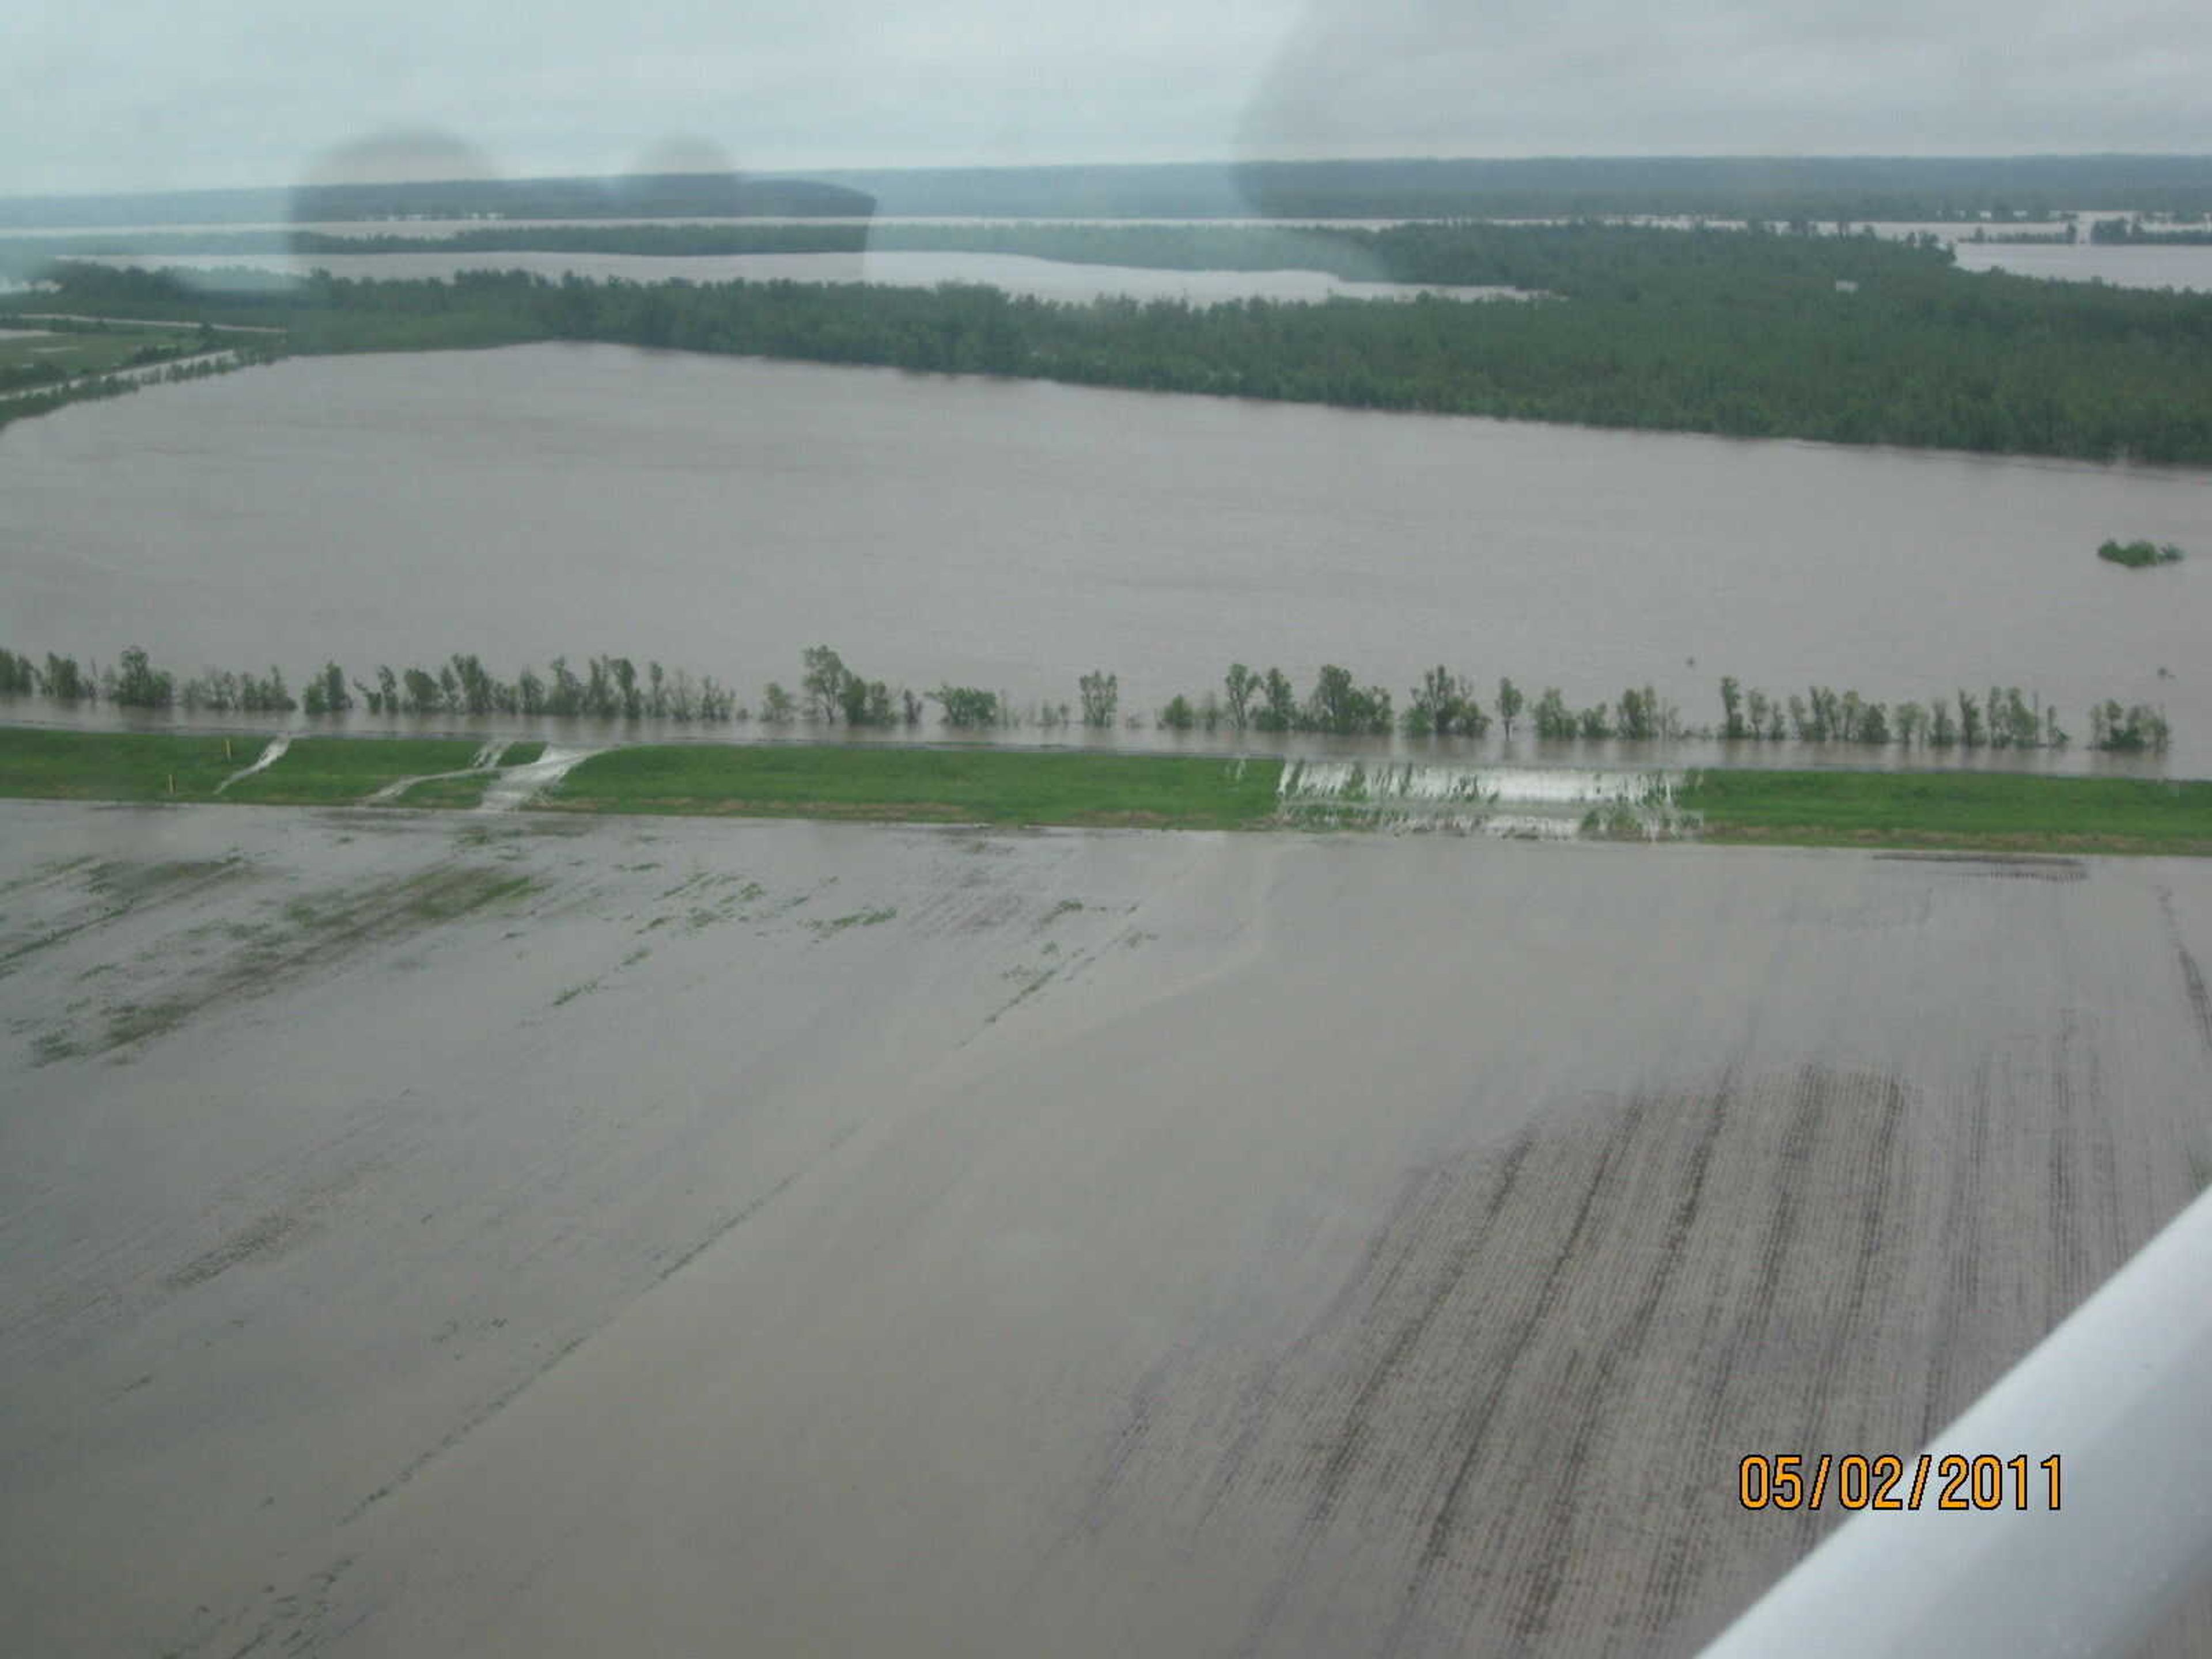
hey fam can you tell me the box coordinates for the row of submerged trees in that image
[345,655,742,721]
[0,646,2175,755]
[1714,676,2171,752]
[0,647,740,721]
[1142,668,2170,754]
[0,344,282,436]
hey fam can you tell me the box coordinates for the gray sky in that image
[9,0,2210,198]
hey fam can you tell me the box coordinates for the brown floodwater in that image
[5,344,2210,776]
[3,801,2210,1655]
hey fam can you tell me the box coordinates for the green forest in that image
[14,217,2212,461]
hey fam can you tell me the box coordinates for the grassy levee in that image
[218,737,490,804]
[0,728,251,801]
[1681,768,2212,854]
[543,744,1285,829]
[8,727,2212,849]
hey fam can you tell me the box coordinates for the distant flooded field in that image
[3,801,2209,1655]
[7,344,2207,774]
[1948,241,2212,290]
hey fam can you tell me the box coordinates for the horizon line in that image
[8,151,2212,211]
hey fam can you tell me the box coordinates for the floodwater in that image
[1949,242,2212,291]
[3,801,2209,1656]
[6,344,2209,775]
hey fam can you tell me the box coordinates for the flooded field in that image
[7,346,2209,777]
[4,800,2211,1655]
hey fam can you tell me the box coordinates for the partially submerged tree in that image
[1254,668,1299,733]
[931,685,1002,728]
[1495,677,1524,740]
[110,646,175,709]
[1079,671,1119,729]
[801,645,850,722]
[1306,665,1392,735]
[1407,666,1488,737]
[1719,676,1746,741]
[1224,663,1257,731]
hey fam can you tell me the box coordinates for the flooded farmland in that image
[6,345,2210,776]
[3,799,2211,1655]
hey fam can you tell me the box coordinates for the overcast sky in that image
[9,0,2210,198]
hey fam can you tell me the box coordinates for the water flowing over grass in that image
[217,738,490,804]
[1276,760,1697,838]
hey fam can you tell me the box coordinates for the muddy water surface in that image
[7,346,2210,777]
[4,803,2210,1654]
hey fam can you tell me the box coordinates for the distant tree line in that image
[0,646,736,721]
[1141,665,1660,742]
[23,223,2212,463]
[0,344,279,435]
[1961,224,2079,245]
[0,330,208,395]
[1715,675,2169,753]
[0,643,2176,756]
[826,156,2212,224]
[349,654,740,720]
[22,155,2212,229]
[2089,218,2212,247]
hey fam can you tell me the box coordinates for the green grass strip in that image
[546,744,1283,829]
[7,727,2212,850]
[1680,768,2212,854]
[0,728,250,801]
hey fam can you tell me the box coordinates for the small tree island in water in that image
[2097,539,2185,568]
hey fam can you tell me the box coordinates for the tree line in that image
[24,219,2212,463]
[0,645,2175,755]
[0,647,737,722]
[1714,675,2169,753]
[23,155,2212,230]
[2088,218,2212,247]
[0,344,279,435]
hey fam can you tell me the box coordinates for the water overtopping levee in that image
[1275,761,1698,839]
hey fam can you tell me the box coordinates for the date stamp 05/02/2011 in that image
[1738,1453,2063,1513]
